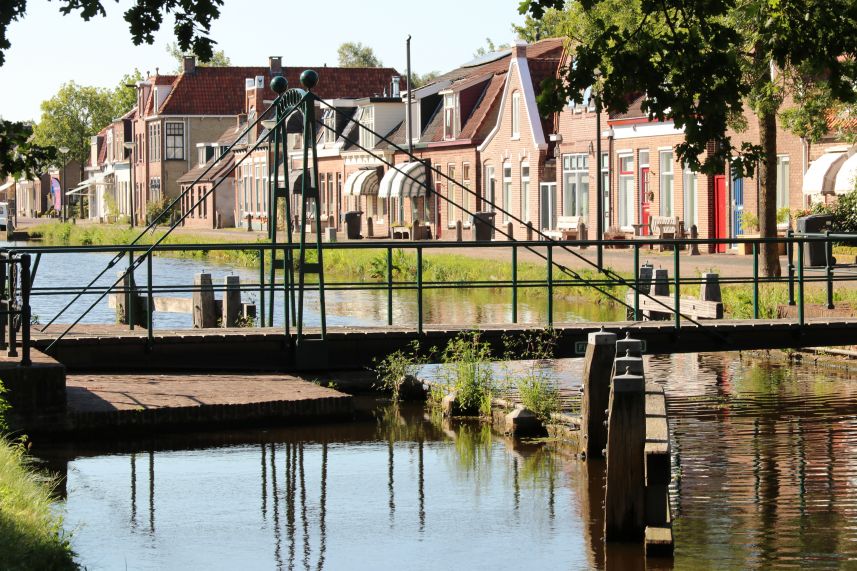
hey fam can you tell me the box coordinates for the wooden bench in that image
[649,216,684,251]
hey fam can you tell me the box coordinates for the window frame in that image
[511,91,521,139]
[617,154,634,229]
[562,153,589,218]
[520,162,530,223]
[164,121,185,160]
[659,150,674,217]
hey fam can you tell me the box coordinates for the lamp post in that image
[58,146,69,222]
[123,141,137,228]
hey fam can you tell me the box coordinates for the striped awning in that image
[378,161,428,199]
[803,152,847,195]
[834,152,857,195]
[344,167,381,196]
[0,181,13,192]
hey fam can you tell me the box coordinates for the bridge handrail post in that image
[387,247,393,326]
[673,241,680,330]
[146,253,154,344]
[19,254,30,367]
[825,231,834,310]
[633,244,640,320]
[0,252,7,350]
[512,245,518,324]
[417,246,423,335]
[127,249,135,331]
[7,252,16,358]
[258,245,266,328]
[798,240,805,325]
[752,242,760,319]
[787,230,796,306]
[547,244,554,326]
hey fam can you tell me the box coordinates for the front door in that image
[639,166,651,235]
[732,176,744,247]
[540,182,557,231]
[714,174,728,252]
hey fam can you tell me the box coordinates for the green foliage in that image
[337,42,382,68]
[473,38,511,58]
[32,82,119,170]
[0,438,78,569]
[502,329,562,422]
[166,41,230,73]
[741,211,759,233]
[437,331,496,416]
[776,207,791,226]
[111,69,144,117]
[0,381,8,433]
[374,340,428,401]
[513,7,568,42]
[411,71,441,89]
[146,196,175,226]
[0,120,55,179]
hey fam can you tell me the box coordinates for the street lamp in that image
[58,146,69,222]
[123,141,137,228]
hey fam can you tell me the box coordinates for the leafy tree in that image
[337,42,382,68]
[166,41,230,73]
[513,7,567,42]
[32,82,118,178]
[111,69,144,118]
[473,38,511,58]
[0,0,226,177]
[412,70,441,89]
[520,0,857,277]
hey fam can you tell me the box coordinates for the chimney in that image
[269,56,282,75]
[182,55,196,74]
[513,43,527,58]
[391,76,401,98]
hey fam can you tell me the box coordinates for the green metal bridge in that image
[2,70,857,372]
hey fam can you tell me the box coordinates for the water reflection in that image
[32,353,857,569]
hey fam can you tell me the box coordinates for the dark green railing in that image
[3,231,857,355]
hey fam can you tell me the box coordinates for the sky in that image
[0,0,526,122]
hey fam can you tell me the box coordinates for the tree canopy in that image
[337,42,382,68]
[520,0,857,276]
[32,82,122,175]
[1,0,225,178]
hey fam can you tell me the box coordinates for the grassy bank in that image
[0,384,77,570]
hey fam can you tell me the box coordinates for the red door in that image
[640,167,651,235]
[714,175,727,253]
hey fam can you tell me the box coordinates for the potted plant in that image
[737,211,759,255]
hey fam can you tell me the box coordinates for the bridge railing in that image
[0,251,32,365]
[7,230,857,344]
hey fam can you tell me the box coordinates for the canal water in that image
[33,352,857,570]
[9,244,622,329]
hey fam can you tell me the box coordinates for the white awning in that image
[0,181,13,192]
[67,177,96,195]
[343,168,381,196]
[378,161,428,199]
[834,152,857,195]
[803,152,846,195]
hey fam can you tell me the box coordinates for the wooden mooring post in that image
[580,330,616,459]
[193,273,217,328]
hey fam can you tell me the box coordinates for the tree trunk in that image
[758,106,781,277]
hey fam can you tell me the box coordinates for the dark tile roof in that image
[607,93,648,121]
[157,66,401,116]
[177,152,235,183]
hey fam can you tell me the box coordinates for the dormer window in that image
[511,91,521,139]
[323,109,337,144]
[443,92,460,140]
[358,106,376,149]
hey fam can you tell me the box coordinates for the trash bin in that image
[473,211,496,241]
[797,214,835,267]
[344,210,363,239]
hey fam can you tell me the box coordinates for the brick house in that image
[228,66,401,231]
[177,121,238,229]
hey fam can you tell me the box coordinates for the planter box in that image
[737,233,786,256]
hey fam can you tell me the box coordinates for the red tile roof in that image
[156,66,401,116]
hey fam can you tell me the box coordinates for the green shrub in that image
[436,331,496,416]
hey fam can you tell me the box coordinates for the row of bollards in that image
[580,330,675,556]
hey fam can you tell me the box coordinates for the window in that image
[255,164,263,212]
[659,151,674,217]
[521,163,530,223]
[443,93,460,140]
[776,155,789,210]
[502,162,512,222]
[483,164,495,212]
[601,152,610,229]
[462,163,471,223]
[618,154,634,228]
[336,173,343,219]
[563,154,589,217]
[511,92,521,138]
[165,122,185,160]
[359,106,376,149]
[148,123,161,162]
[447,163,457,225]
[323,110,337,144]
[683,165,698,228]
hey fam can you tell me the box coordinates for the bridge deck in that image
[29,318,857,372]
